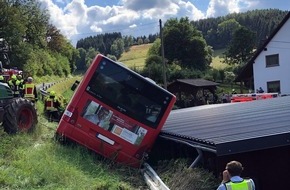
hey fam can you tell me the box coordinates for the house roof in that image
[167,79,219,93]
[172,79,219,87]
[161,96,290,156]
[235,11,290,82]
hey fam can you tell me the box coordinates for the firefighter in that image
[44,90,61,121]
[8,74,21,97]
[23,77,38,103]
[17,74,24,97]
[0,75,5,83]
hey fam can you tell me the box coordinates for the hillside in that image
[118,44,152,69]
[192,9,288,49]
[119,43,225,70]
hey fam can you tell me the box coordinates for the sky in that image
[39,0,290,46]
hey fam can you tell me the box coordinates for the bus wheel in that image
[3,98,38,134]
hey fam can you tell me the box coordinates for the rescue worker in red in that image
[23,77,38,103]
[8,74,21,97]
[44,90,61,121]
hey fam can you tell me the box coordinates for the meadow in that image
[119,44,152,69]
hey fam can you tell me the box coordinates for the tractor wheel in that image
[3,98,38,134]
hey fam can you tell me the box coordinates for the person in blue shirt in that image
[84,106,111,129]
[217,160,255,190]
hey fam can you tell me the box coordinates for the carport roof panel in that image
[162,96,290,156]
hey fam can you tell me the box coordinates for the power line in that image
[69,21,159,38]
[270,40,290,44]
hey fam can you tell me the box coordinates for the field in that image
[119,44,227,70]
[211,48,228,69]
[119,44,152,69]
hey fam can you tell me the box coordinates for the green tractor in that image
[0,38,37,134]
[0,82,38,134]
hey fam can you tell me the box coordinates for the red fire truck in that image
[231,93,279,103]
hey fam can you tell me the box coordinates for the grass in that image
[156,159,219,190]
[118,44,152,69]
[0,77,148,190]
[0,127,144,190]
[119,44,228,71]
[211,48,228,70]
[0,75,221,189]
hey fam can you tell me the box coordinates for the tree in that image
[21,0,49,48]
[75,48,86,71]
[0,0,75,77]
[142,55,163,83]
[123,35,133,52]
[86,47,99,68]
[224,26,256,65]
[147,38,161,56]
[137,38,143,45]
[217,18,241,47]
[163,17,212,71]
[106,54,117,61]
[110,38,124,59]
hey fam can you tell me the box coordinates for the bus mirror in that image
[71,80,80,91]
[145,77,156,84]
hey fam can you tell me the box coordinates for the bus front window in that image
[86,58,172,129]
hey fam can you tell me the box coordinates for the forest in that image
[0,0,288,84]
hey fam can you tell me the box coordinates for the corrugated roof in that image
[173,79,219,87]
[161,96,290,156]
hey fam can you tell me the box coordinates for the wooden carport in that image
[167,79,219,108]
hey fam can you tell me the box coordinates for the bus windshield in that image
[85,57,173,128]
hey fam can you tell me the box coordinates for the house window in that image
[267,81,280,93]
[266,54,279,67]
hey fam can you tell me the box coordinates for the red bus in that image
[56,54,176,167]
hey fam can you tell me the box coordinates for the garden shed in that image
[167,79,219,107]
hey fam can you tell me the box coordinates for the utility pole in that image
[159,19,167,90]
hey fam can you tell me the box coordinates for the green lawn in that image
[119,44,152,69]
[211,48,228,70]
[120,45,228,71]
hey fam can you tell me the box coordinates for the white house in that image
[236,11,290,95]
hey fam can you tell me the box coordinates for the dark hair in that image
[99,107,109,114]
[226,161,244,176]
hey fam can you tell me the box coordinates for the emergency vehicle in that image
[231,93,279,103]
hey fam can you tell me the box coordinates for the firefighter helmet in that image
[27,77,33,82]
[49,90,56,96]
[11,75,17,80]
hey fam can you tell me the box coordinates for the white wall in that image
[253,18,290,95]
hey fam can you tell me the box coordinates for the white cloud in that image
[129,24,137,28]
[206,0,259,17]
[177,1,205,20]
[39,0,263,46]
